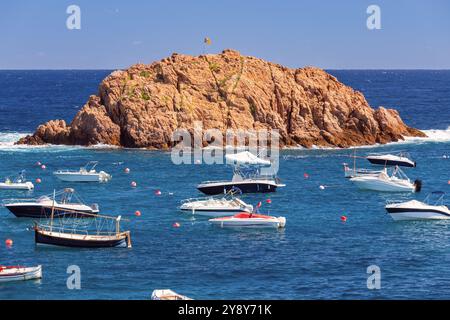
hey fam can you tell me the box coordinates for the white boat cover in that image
[225,151,271,166]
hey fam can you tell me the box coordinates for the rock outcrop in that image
[18,49,425,148]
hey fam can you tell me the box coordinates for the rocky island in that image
[18,49,425,149]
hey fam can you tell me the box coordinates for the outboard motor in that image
[91,203,99,212]
[414,179,422,192]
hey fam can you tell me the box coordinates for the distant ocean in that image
[0,70,449,299]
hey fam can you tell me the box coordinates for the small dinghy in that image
[0,265,42,283]
[53,161,111,182]
[350,166,421,193]
[386,191,450,221]
[0,170,34,190]
[366,152,416,168]
[3,188,99,218]
[151,289,193,300]
[209,212,286,229]
[180,188,253,217]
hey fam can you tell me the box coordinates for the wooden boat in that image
[0,265,42,283]
[34,191,132,248]
[151,289,193,300]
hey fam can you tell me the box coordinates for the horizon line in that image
[1,68,450,71]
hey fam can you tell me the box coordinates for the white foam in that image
[405,126,450,143]
[0,132,118,153]
[0,127,448,153]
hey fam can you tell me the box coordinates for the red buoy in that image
[266,199,272,204]
[124,168,130,174]
[340,215,347,222]
[155,190,162,195]
[135,210,141,217]
[41,165,46,170]
[5,239,13,247]
[36,161,41,166]
[173,222,180,228]
[304,173,309,179]
[35,178,42,184]
[131,181,137,188]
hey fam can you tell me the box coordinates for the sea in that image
[0,70,449,299]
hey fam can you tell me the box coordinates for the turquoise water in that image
[0,71,449,299]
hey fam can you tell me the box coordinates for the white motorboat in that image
[366,152,416,168]
[197,151,285,195]
[386,191,450,221]
[2,188,99,218]
[151,289,192,300]
[0,265,42,283]
[343,163,385,179]
[53,161,111,182]
[209,212,286,228]
[0,170,34,190]
[181,196,253,217]
[350,166,421,193]
[181,188,253,217]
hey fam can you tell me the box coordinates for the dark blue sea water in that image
[0,70,449,299]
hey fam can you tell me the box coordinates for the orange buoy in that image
[131,181,137,188]
[5,239,13,247]
[173,222,180,228]
[340,215,347,222]
[41,165,46,170]
[124,168,130,174]
[135,210,141,217]
[35,178,42,184]
[155,190,162,195]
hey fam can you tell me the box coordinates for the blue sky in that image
[0,0,449,69]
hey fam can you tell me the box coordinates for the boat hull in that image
[0,182,34,190]
[386,208,450,221]
[54,173,104,182]
[350,179,415,192]
[209,214,286,228]
[180,208,245,217]
[4,204,97,218]
[197,182,280,195]
[35,229,131,248]
[0,266,42,283]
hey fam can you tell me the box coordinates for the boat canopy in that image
[225,151,271,167]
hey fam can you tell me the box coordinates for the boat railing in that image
[2,198,40,205]
[37,223,118,237]
[180,196,217,204]
[385,199,409,205]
